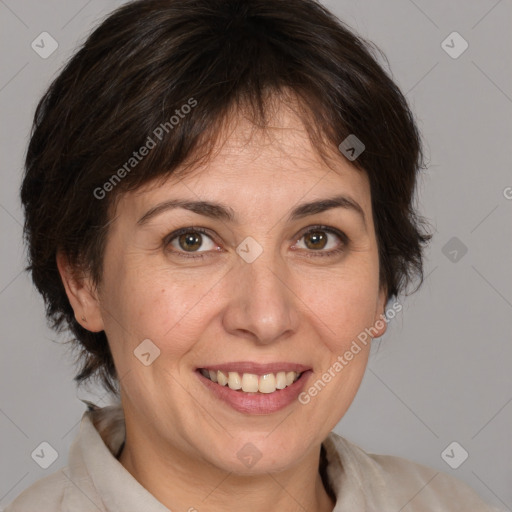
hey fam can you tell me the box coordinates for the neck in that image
[118,423,335,512]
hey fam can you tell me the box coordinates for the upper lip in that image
[198,362,312,375]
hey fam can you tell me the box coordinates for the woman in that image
[6,0,501,510]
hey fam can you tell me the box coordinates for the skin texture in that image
[58,101,387,512]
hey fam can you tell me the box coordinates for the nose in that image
[221,247,300,345]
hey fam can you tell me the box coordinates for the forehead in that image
[122,101,371,218]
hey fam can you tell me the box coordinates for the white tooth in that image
[259,373,277,393]
[208,370,218,383]
[275,371,287,389]
[285,371,296,386]
[200,369,209,378]
[217,370,228,386]
[228,372,242,390]
[241,373,259,392]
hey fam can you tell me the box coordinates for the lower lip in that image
[196,370,312,415]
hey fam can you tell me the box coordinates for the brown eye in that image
[165,228,217,258]
[178,232,203,252]
[303,231,328,250]
[293,226,347,257]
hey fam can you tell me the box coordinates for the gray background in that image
[1,0,511,509]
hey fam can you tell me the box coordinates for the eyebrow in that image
[137,194,366,227]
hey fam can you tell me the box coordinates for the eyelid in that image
[290,225,348,256]
[293,224,348,245]
[164,224,348,259]
[163,227,220,254]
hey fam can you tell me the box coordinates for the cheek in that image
[300,266,380,350]
[100,261,215,363]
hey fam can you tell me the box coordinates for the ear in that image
[371,285,388,339]
[56,251,105,332]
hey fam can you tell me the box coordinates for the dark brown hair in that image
[21,0,431,395]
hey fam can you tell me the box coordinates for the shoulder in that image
[324,432,501,511]
[5,404,127,512]
[4,469,69,512]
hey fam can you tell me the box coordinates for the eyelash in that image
[163,225,348,260]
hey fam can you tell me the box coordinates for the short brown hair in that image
[21,0,431,394]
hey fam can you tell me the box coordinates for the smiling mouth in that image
[198,368,304,394]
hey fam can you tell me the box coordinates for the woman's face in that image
[87,103,387,474]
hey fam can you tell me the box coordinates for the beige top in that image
[5,404,501,511]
